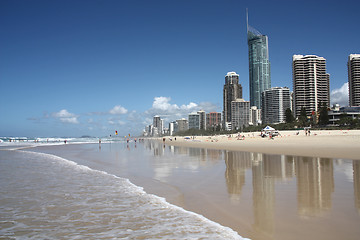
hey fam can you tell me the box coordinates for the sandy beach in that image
[2,135,360,240]
[163,129,360,160]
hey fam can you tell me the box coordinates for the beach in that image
[163,129,360,160]
[1,132,360,240]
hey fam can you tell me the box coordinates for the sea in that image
[0,137,248,240]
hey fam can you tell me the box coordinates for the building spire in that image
[246,8,249,33]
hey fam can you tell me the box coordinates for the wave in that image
[7,150,249,240]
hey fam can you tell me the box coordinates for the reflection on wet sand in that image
[145,141,360,239]
[225,152,251,199]
[295,157,334,217]
[354,160,360,214]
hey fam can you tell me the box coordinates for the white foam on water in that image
[0,150,250,240]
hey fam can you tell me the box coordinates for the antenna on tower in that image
[246,8,249,33]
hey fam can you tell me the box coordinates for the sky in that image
[1,0,359,137]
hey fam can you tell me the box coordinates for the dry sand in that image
[163,129,360,160]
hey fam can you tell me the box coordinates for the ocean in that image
[0,139,247,240]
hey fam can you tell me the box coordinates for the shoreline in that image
[161,129,360,160]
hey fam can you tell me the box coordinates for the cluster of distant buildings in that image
[143,15,360,137]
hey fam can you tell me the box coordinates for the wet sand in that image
[24,137,360,240]
[163,129,360,160]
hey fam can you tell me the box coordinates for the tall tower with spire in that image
[247,10,271,109]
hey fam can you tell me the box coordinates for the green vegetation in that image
[172,108,360,137]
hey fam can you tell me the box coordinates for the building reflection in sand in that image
[143,140,359,238]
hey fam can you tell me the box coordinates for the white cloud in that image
[331,82,349,107]
[151,97,200,113]
[109,105,128,115]
[180,102,198,110]
[144,96,220,126]
[52,109,79,124]
[152,97,179,111]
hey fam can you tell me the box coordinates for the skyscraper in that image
[223,72,243,127]
[348,54,360,106]
[249,106,262,126]
[188,113,200,130]
[153,115,162,136]
[176,118,188,132]
[247,11,271,109]
[262,87,291,124]
[206,112,222,130]
[292,55,330,117]
[231,98,250,130]
[197,110,206,130]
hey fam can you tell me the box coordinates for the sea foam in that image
[0,149,250,239]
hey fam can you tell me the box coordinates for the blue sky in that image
[1,0,359,137]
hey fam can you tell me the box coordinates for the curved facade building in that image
[247,22,271,109]
[292,55,330,117]
[348,54,360,106]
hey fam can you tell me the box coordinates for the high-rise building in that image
[188,113,200,130]
[223,72,243,127]
[169,121,178,136]
[176,118,188,132]
[231,99,250,130]
[153,115,162,136]
[197,110,206,130]
[247,12,271,109]
[206,112,222,130]
[249,106,262,126]
[262,87,291,124]
[348,54,360,106]
[292,55,330,117]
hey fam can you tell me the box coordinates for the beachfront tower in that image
[292,55,330,118]
[348,54,360,106]
[231,99,250,131]
[188,113,200,130]
[206,112,222,130]
[176,118,188,132]
[152,115,163,136]
[262,87,291,124]
[197,110,206,130]
[223,72,243,129]
[247,11,271,109]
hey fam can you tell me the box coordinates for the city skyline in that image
[1,0,359,137]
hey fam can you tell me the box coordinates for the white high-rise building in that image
[249,106,262,126]
[169,121,177,136]
[153,115,162,136]
[348,54,360,106]
[292,55,330,117]
[197,110,206,130]
[262,87,291,124]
